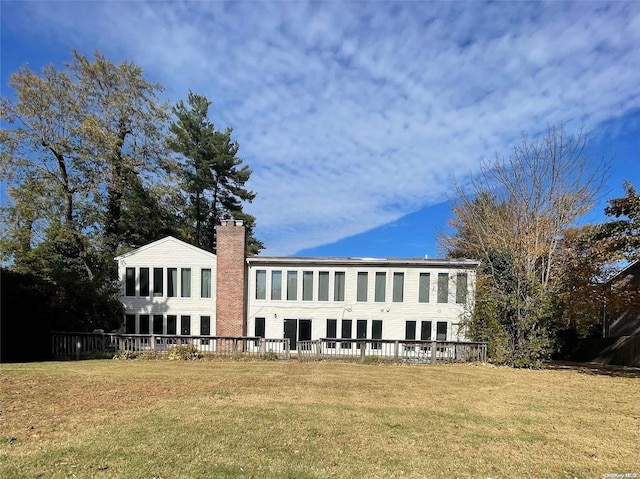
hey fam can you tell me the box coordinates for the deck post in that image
[431,341,437,364]
[394,341,399,363]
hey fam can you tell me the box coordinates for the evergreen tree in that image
[168,91,263,254]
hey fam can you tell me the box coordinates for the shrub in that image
[138,350,161,360]
[168,344,202,361]
[261,351,278,361]
[113,350,138,360]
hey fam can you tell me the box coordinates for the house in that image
[605,260,640,338]
[115,220,479,346]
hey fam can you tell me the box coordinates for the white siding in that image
[247,263,476,342]
[116,237,217,335]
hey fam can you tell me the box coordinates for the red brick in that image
[215,220,247,337]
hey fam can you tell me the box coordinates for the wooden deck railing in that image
[51,332,291,360]
[297,339,487,364]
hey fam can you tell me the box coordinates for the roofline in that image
[246,256,479,268]
[114,236,217,261]
[607,259,640,282]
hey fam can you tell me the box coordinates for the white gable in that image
[115,236,216,265]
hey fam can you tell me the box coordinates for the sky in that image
[1,1,639,258]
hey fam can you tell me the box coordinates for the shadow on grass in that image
[545,360,640,379]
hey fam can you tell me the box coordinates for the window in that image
[271,270,282,300]
[201,269,211,298]
[153,268,163,296]
[419,273,430,303]
[125,314,136,334]
[256,270,266,300]
[326,319,337,348]
[167,315,177,335]
[393,272,404,302]
[287,271,298,300]
[125,268,135,296]
[255,317,265,338]
[167,268,177,297]
[181,268,191,297]
[372,320,382,349]
[405,321,416,340]
[341,319,352,348]
[139,315,150,334]
[200,316,210,336]
[456,272,468,304]
[140,268,149,296]
[180,315,191,335]
[303,271,313,301]
[153,314,163,334]
[375,272,386,302]
[421,321,432,341]
[334,272,345,301]
[318,271,329,301]
[437,322,447,341]
[437,273,449,303]
[356,320,367,349]
[357,272,368,302]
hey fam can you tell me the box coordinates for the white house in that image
[115,220,478,345]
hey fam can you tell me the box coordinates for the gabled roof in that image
[114,236,217,261]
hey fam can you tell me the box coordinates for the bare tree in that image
[441,125,608,366]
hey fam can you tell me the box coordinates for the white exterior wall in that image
[115,237,217,335]
[246,261,476,344]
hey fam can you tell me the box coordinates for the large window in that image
[393,272,404,302]
[167,268,177,297]
[125,314,136,333]
[456,272,468,304]
[180,315,191,335]
[200,316,211,336]
[271,270,282,300]
[318,271,329,301]
[372,320,382,350]
[167,315,177,335]
[256,270,266,300]
[437,273,449,303]
[139,314,150,334]
[201,269,211,298]
[375,272,386,302]
[181,268,191,297]
[341,319,352,348]
[303,271,313,301]
[326,319,337,348]
[437,322,447,341]
[153,268,163,296]
[419,273,430,303]
[421,321,432,341]
[357,272,368,302]
[125,268,136,296]
[405,321,416,340]
[140,268,149,296]
[334,272,345,301]
[356,320,367,349]
[287,271,298,300]
[153,314,163,334]
[255,317,265,338]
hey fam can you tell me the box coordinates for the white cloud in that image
[3,0,639,254]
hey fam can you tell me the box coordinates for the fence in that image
[51,332,291,360]
[297,338,487,364]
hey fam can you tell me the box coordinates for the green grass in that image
[1,360,638,478]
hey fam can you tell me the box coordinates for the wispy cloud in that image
[3,1,639,254]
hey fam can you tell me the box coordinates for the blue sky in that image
[1,1,639,257]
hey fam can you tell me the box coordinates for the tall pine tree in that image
[168,91,263,254]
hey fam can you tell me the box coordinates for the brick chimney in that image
[215,219,247,337]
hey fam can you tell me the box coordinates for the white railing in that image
[297,339,487,364]
[51,332,291,360]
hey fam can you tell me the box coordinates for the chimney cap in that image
[220,218,244,227]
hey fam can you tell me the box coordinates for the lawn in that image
[1,360,638,479]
